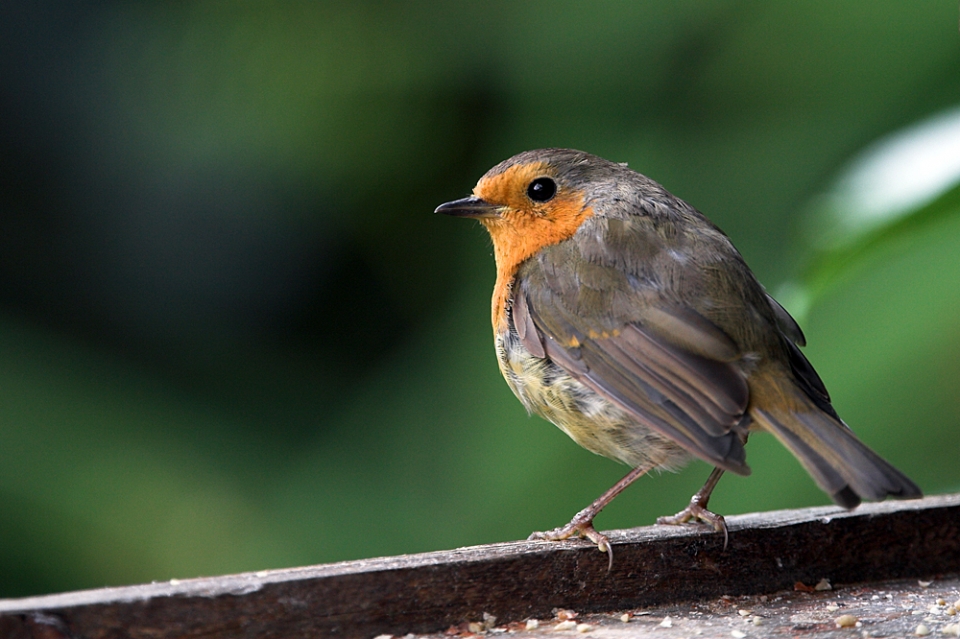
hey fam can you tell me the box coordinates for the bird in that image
[435,148,921,563]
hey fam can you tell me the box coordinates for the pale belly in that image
[495,327,691,471]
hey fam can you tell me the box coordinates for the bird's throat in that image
[481,194,594,333]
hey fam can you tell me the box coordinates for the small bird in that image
[436,148,921,561]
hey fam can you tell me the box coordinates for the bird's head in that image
[436,149,610,273]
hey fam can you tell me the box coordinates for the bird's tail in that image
[751,389,921,509]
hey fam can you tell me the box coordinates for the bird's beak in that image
[434,196,501,219]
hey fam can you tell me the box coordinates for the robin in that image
[436,148,921,562]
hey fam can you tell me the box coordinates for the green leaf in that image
[800,180,960,307]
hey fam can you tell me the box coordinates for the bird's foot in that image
[657,496,729,550]
[528,510,613,569]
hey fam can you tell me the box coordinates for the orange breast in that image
[473,163,595,333]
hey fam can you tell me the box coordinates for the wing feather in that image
[514,274,751,474]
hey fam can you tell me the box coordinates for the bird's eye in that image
[527,177,557,202]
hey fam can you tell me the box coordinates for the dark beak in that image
[434,195,501,219]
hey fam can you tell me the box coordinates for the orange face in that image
[472,161,595,331]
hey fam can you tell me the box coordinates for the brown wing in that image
[513,236,752,474]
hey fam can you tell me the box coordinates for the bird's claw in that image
[528,517,614,569]
[656,498,729,550]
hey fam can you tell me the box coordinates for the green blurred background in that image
[2,2,959,598]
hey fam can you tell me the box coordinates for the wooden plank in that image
[437,574,960,638]
[1,494,958,639]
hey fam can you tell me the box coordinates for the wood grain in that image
[1,494,958,638]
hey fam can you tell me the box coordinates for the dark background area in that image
[1,1,959,597]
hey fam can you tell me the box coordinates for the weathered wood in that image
[437,574,960,638]
[1,494,958,639]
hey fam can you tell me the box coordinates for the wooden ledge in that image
[1,493,958,638]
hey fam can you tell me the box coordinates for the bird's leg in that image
[656,466,729,548]
[528,463,654,568]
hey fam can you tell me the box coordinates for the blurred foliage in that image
[1,1,959,597]
[797,181,960,311]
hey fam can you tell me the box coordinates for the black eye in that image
[527,177,557,202]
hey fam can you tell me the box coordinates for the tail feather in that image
[753,404,921,508]
[754,409,862,507]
